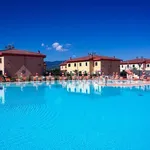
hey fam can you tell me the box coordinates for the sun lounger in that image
[5,77,11,82]
[133,77,139,81]
[92,76,95,80]
[79,76,83,80]
[72,76,76,80]
[46,76,51,81]
[38,77,42,81]
[33,76,38,81]
[0,76,5,82]
[22,77,26,81]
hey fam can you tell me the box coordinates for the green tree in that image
[49,68,61,76]
[74,70,78,75]
[132,67,137,72]
[120,70,127,77]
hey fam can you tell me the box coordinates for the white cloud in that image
[45,45,51,49]
[52,42,68,51]
[56,45,63,51]
[41,43,45,47]
[46,47,52,50]
[41,42,70,52]
[41,43,51,50]
[52,42,60,48]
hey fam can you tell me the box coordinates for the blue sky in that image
[0,0,150,61]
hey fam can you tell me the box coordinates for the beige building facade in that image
[60,55,121,75]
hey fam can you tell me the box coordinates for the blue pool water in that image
[0,81,150,150]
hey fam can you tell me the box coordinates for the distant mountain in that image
[45,61,64,70]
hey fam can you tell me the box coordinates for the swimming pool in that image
[0,81,150,150]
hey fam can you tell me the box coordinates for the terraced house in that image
[0,48,46,77]
[60,54,121,75]
[120,57,150,72]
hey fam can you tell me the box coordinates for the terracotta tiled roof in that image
[61,55,121,64]
[68,56,93,62]
[93,55,121,61]
[121,58,150,64]
[0,49,46,58]
[145,59,150,63]
[60,60,68,66]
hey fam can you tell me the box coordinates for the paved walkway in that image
[98,81,150,87]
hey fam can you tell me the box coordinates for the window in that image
[0,58,2,63]
[68,64,71,67]
[147,64,150,67]
[122,65,123,68]
[85,62,88,66]
[95,62,98,66]
[74,63,76,67]
[133,65,135,67]
[79,63,82,66]
[127,65,129,68]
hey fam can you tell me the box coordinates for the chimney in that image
[113,56,115,58]
[89,54,93,58]
[70,57,72,60]
[136,56,138,59]
[38,50,40,53]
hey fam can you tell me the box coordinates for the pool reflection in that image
[57,80,150,97]
[0,81,150,105]
[0,82,46,106]
[57,81,122,97]
[0,86,5,105]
